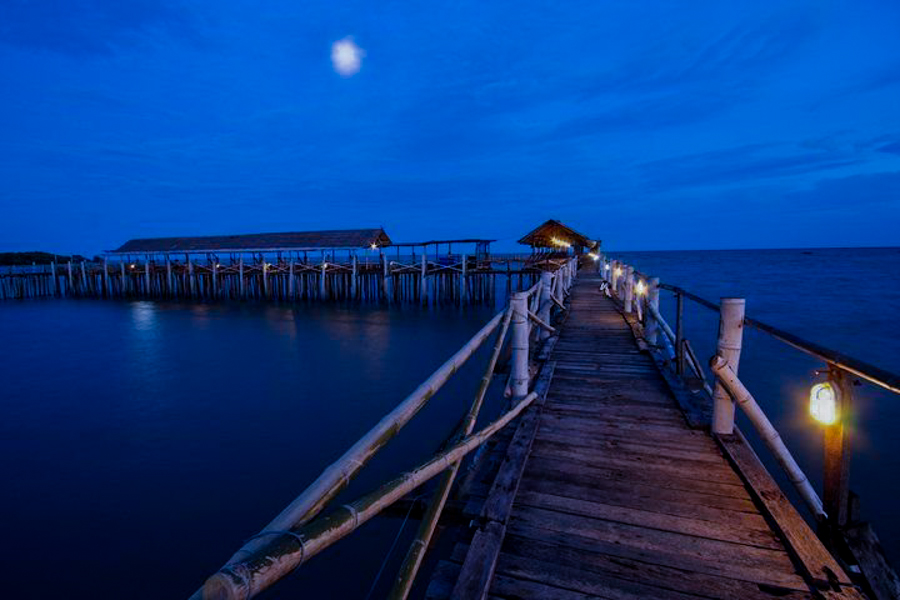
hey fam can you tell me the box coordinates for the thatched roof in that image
[518,220,597,249]
[109,228,392,254]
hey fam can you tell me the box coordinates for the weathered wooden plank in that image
[510,505,796,570]
[534,429,727,464]
[525,455,750,499]
[716,431,856,591]
[512,490,781,549]
[507,518,808,591]
[529,438,744,485]
[483,538,814,600]
[519,475,770,529]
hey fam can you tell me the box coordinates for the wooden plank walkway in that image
[427,272,842,600]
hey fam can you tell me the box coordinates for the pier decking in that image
[428,273,857,600]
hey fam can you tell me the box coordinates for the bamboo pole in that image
[387,308,514,600]
[201,391,539,600]
[167,257,173,298]
[537,271,552,342]
[461,253,467,305]
[712,298,745,435]
[209,309,507,572]
[645,277,660,345]
[145,257,151,297]
[709,356,825,519]
[623,265,634,313]
[239,257,244,299]
[527,310,556,335]
[420,253,427,305]
[510,292,529,402]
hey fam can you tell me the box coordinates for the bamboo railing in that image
[191,259,578,600]
[598,253,900,594]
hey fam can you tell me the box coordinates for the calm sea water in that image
[1,247,898,598]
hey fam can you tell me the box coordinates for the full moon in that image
[331,37,364,77]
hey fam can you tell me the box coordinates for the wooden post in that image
[144,256,151,297]
[165,257,172,298]
[320,260,327,300]
[212,260,218,298]
[823,371,852,530]
[351,255,357,300]
[675,291,685,376]
[646,277,660,345]
[461,253,467,305]
[102,257,109,297]
[712,298,746,435]
[238,256,244,300]
[188,256,195,298]
[49,261,57,297]
[262,260,269,298]
[623,265,634,313]
[420,253,427,305]
[538,271,553,342]
[288,258,294,299]
[80,261,87,296]
[510,292,530,401]
[121,260,126,296]
[610,260,619,295]
[381,253,388,302]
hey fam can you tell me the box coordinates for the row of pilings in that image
[0,257,547,305]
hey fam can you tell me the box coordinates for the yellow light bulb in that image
[810,382,839,425]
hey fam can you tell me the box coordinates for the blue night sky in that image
[1,1,899,254]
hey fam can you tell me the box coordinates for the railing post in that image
[538,271,553,342]
[646,277,660,345]
[610,260,618,295]
[623,265,634,313]
[675,291,685,375]
[712,298,746,435]
[823,370,852,530]
[510,292,530,401]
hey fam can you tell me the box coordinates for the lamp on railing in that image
[636,280,646,296]
[810,381,840,426]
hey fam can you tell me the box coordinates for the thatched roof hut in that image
[518,220,598,254]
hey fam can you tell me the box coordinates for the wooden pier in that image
[189,250,900,600]
[429,273,860,600]
[3,220,895,599]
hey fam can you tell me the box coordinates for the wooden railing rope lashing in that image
[190,258,578,600]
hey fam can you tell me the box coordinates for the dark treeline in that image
[0,252,95,266]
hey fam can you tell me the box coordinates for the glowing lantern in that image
[810,382,839,425]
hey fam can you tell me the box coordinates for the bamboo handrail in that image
[527,310,556,335]
[218,309,506,569]
[710,356,826,519]
[189,257,578,600]
[387,307,514,600]
[657,284,900,395]
[201,391,540,600]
